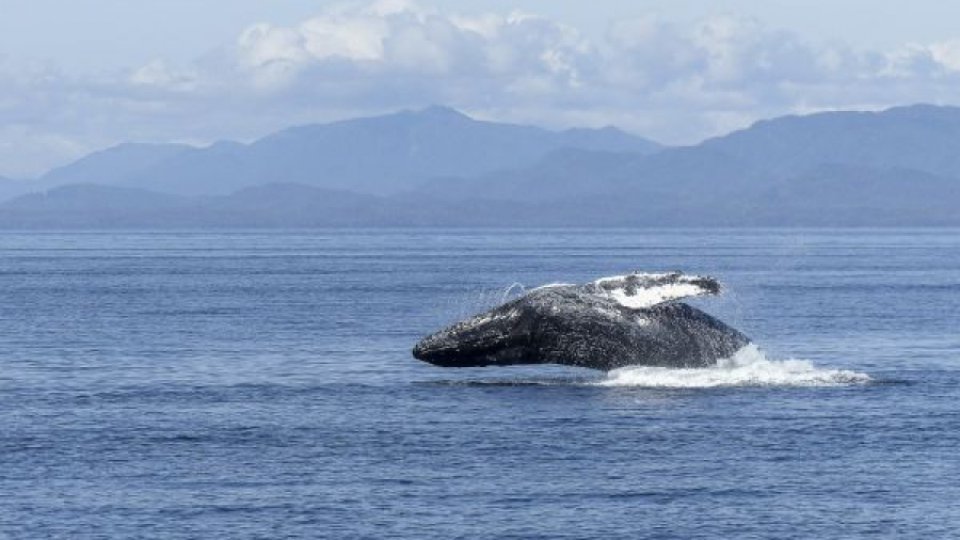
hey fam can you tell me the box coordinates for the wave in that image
[594,344,871,388]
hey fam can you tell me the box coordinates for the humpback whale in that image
[413,272,749,370]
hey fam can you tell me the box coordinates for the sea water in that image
[0,229,957,538]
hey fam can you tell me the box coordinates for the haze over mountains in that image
[1,104,958,227]
[30,106,659,196]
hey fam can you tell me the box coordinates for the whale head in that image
[413,305,536,367]
[412,300,539,367]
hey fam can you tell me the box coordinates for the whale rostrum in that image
[413,272,750,370]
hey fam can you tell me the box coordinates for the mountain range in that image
[1,104,958,227]
[26,106,659,197]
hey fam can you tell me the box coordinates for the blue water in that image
[1,230,958,538]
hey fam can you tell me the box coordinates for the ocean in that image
[1,229,958,538]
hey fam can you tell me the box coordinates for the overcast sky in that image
[3,0,960,177]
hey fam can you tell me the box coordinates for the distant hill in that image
[418,104,960,226]
[0,183,544,228]
[0,184,192,228]
[30,106,660,197]
[0,176,34,203]
[40,143,193,188]
[700,104,960,179]
[417,146,765,204]
[1,169,956,228]
[2,104,960,227]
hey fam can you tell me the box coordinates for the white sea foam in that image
[594,344,871,388]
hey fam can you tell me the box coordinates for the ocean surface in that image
[1,229,958,539]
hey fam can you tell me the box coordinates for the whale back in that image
[528,294,748,369]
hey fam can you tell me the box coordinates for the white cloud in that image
[881,39,960,78]
[928,39,960,71]
[129,60,198,91]
[5,0,960,177]
[234,3,591,87]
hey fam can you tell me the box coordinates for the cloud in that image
[234,4,591,96]
[129,60,199,91]
[5,1,960,177]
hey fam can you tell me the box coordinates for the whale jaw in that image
[412,340,534,368]
[412,302,539,367]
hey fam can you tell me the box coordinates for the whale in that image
[413,272,750,370]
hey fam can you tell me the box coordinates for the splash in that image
[499,282,527,304]
[594,344,870,388]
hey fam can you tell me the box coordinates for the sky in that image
[3,0,960,177]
